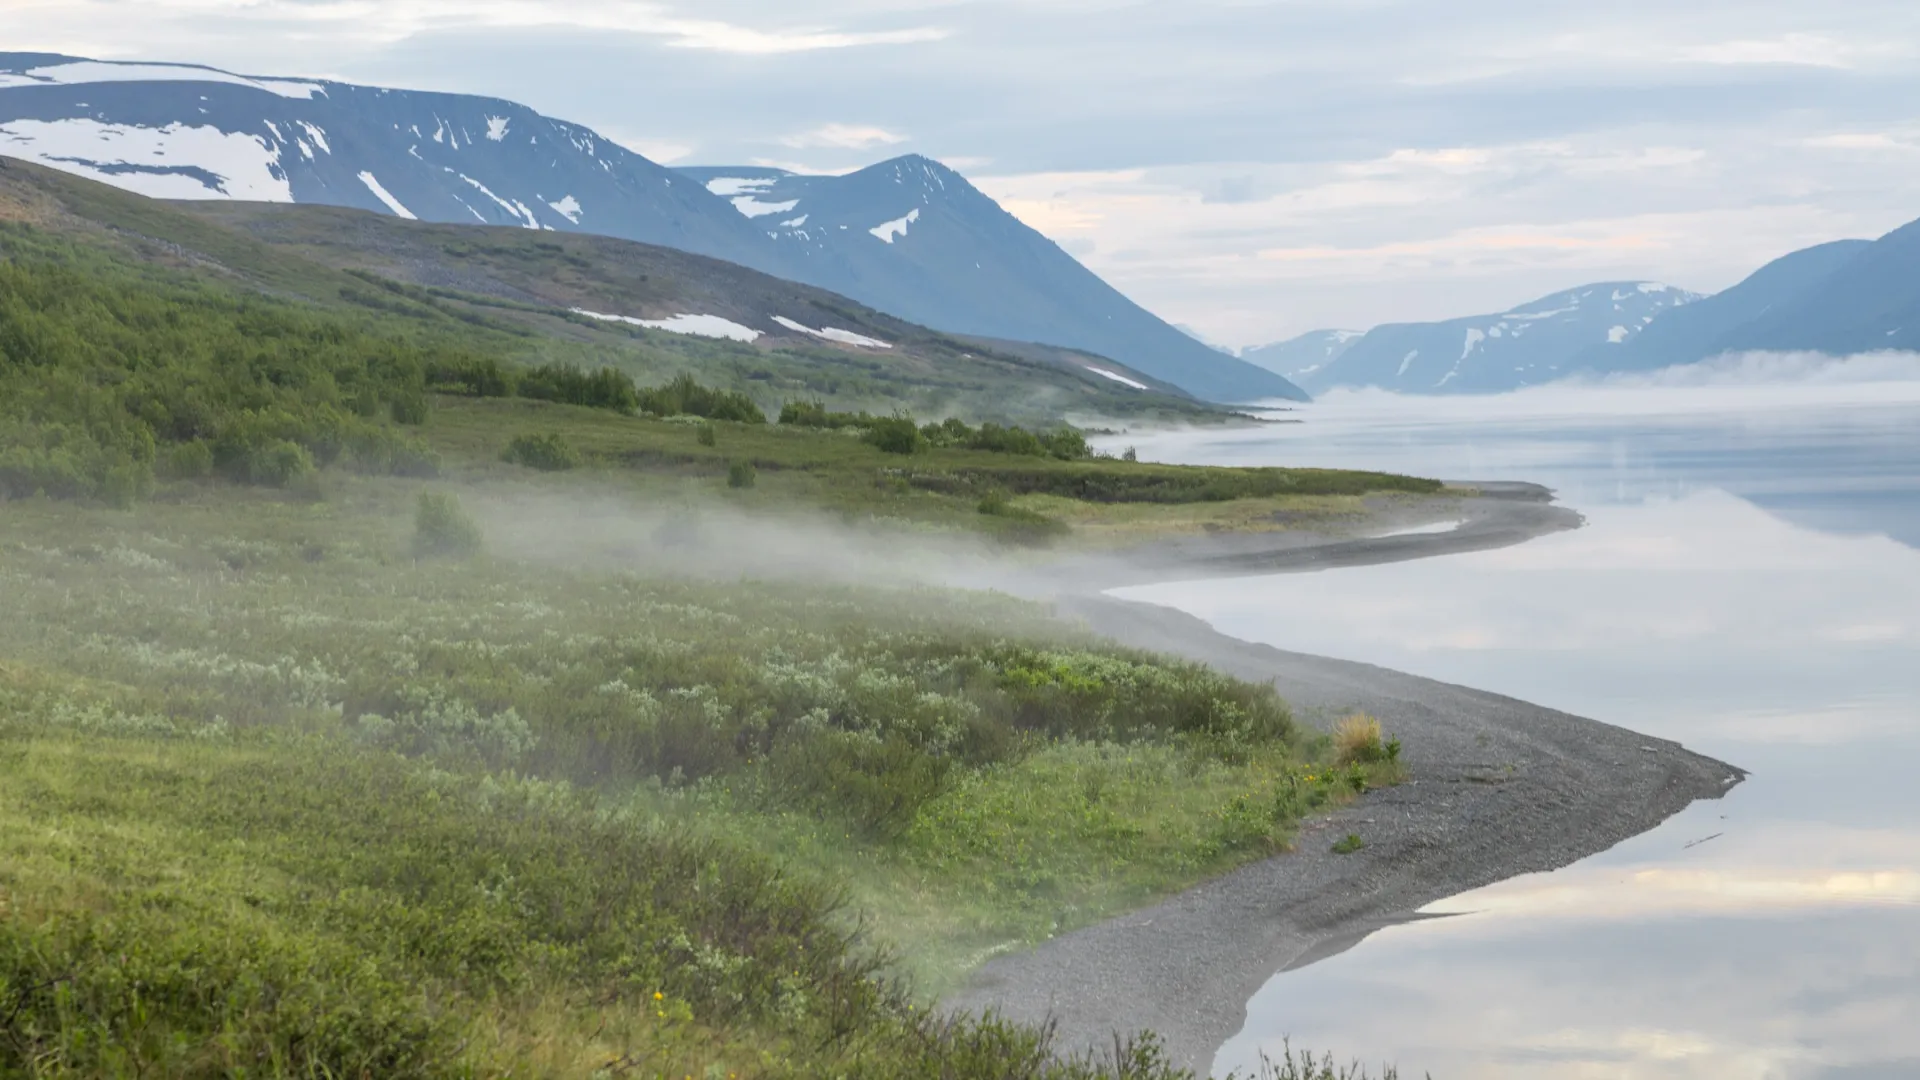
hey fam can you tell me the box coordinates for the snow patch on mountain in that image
[704,177,774,197]
[356,172,415,219]
[1084,366,1148,390]
[455,172,539,229]
[870,208,919,244]
[732,197,799,219]
[0,60,323,99]
[0,118,292,201]
[485,116,509,142]
[546,195,582,223]
[572,309,762,343]
[772,316,891,349]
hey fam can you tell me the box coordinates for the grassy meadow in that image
[0,177,1422,1077]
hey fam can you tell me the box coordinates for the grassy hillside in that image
[0,156,1421,1078]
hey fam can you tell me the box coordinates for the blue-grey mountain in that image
[1708,220,1920,356]
[671,161,1303,402]
[1588,240,1876,374]
[1282,282,1699,395]
[0,53,1303,403]
[1239,330,1364,384]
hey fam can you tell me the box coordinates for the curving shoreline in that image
[947,489,1745,1073]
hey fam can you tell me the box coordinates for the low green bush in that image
[728,459,757,488]
[502,432,581,472]
[863,416,923,455]
[412,491,483,559]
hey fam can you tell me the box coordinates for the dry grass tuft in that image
[1334,713,1385,765]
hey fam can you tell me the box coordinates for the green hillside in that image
[0,156,1420,1079]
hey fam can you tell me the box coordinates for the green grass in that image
[0,159,1424,1077]
[0,485,1402,1075]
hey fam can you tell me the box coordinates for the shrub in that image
[638,374,765,424]
[517,362,640,413]
[1334,714,1386,765]
[412,491,483,559]
[425,355,517,397]
[863,416,922,455]
[247,440,317,490]
[388,390,430,426]
[1331,833,1367,854]
[502,432,580,472]
[728,460,757,489]
[698,423,718,447]
[162,440,214,480]
[781,399,866,429]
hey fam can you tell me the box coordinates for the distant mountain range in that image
[1247,217,1920,395]
[0,53,1303,404]
[1253,283,1701,395]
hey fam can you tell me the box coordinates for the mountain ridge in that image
[0,52,1304,403]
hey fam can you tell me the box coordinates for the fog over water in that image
[1106,362,1920,1079]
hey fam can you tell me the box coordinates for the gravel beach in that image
[947,489,1746,1073]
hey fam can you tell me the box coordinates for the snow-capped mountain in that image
[675,160,1305,403]
[1293,282,1701,395]
[0,53,1303,404]
[1239,330,1364,384]
[0,53,777,268]
[1587,240,1873,375]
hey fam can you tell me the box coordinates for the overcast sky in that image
[7,0,1920,347]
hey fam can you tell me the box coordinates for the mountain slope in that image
[677,160,1307,403]
[0,53,1301,403]
[1709,219,1920,356]
[1239,330,1363,384]
[1299,282,1699,395]
[1589,239,1874,374]
[0,154,1218,425]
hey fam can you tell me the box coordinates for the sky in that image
[5,0,1920,349]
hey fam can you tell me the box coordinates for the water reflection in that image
[1111,392,1920,1079]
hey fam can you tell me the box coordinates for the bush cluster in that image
[0,232,441,503]
[516,362,642,412]
[780,400,1090,461]
[638,373,766,424]
[502,432,581,472]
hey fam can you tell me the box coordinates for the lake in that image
[1109,373,1920,1079]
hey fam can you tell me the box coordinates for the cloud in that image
[778,123,908,150]
[1674,33,1862,68]
[0,0,951,57]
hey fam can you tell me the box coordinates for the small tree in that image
[697,424,718,447]
[413,491,483,559]
[727,460,757,489]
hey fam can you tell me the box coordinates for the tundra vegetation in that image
[0,187,1416,1078]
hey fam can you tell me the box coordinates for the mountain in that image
[1708,220,1920,356]
[0,154,1220,425]
[1296,282,1700,395]
[1174,324,1237,355]
[0,53,1303,403]
[1590,240,1874,374]
[1240,330,1364,383]
[675,161,1306,402]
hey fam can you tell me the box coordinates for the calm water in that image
[1109,378,1920,1079]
